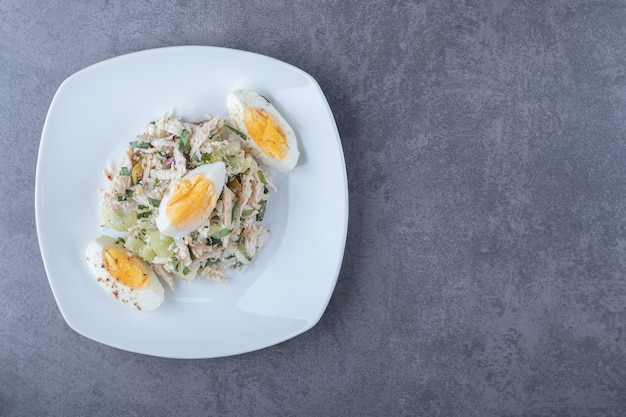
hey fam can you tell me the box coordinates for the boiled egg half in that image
[156,162,226,239]
[85,236,164,311]
[227,89,299,172]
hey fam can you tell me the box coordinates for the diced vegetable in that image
[237,242,251,261]
[211,228,232,239]
[131,160,144,185]
[139,246,156,262]
[207,222,222,237]
[101,202,137,231]
[124,236,145,252]
[147,231,174,258]
[215,141,241,158]
[227,177,242,196]
[228,153,245,171]
[173,263,200,282]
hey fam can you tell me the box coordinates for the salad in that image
[99,113,274,287]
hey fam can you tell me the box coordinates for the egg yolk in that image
[165,174,217,230]
[242,108,288,160]
[103,245,149,288]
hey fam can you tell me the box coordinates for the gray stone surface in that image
[2,0,626,415]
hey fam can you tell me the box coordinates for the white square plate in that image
[35,46,348,358]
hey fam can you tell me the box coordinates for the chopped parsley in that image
[178,129,190,153]
[256,200,267,221]
[225,124,247,140]
[231,201,239,221]
[129,141,150,149]
[257,170,267,184]
[136,211,152,219]
[211,229,232,239]
[204,258,220,267]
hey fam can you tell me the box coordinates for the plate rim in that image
[35,45,349,358]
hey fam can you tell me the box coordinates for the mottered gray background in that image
[2,0,626,416]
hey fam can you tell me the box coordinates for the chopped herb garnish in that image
[204,258,220,267]
[129,141,150,149]
[149,121,156,125]
[141,228,146,235]
[120,167,130,176]
[227,176,242,196]
[154,178,160,186]
[263,186,269,195]
[260,95,271,103]
[116,237,126,244]
[171,257,179,271]
[257,170,267,184]
[178,129,190,152]
[241,209,253,217]
[157,151,167,158]
[147,197,161,207]
[211,228,232,239]
[193,154,201,163]
[237,242,251,260]
[117,195,126,202]
[231,200,239,221]
[182,266,189,275]
[126,189,133,197]
[136,211,152,219]
[138,204,148,210]
[257,200,267,221]
[201,153,212,162]
[192,231,200,241]
[225,124,247,140]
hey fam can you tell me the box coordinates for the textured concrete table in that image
[2,1,626,416]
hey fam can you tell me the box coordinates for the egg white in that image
[226,89,299,172]
[156,162,226,239]
[85,236,164,311]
